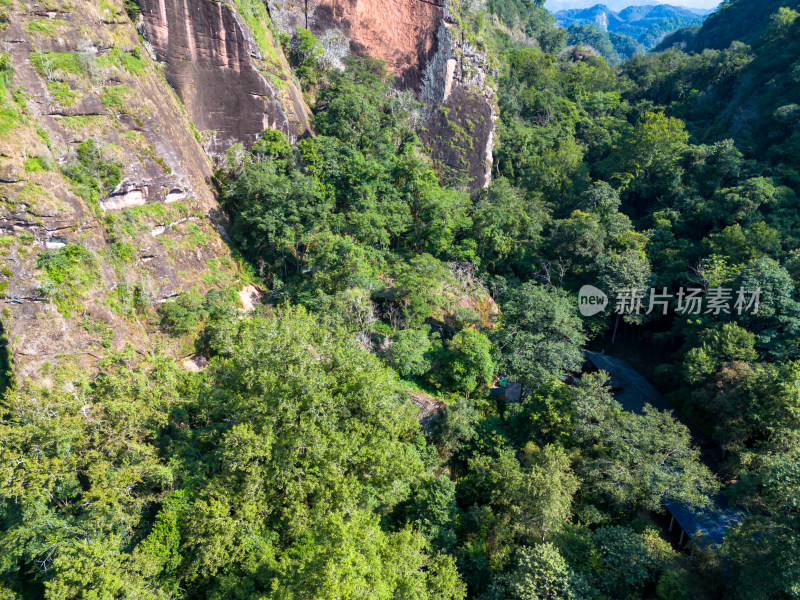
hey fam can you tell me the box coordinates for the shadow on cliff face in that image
[396,27,442,93]
[423,86,494,189]
[0,321,11,395]
[314,4,352,33]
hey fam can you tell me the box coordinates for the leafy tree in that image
[683,322,758,384]
[223,151,329,274]
[720,515,800,600]
[481,543,587,600]
[592,526,677,597]
[0,358,187,596]
[449,329,495,396]
[496,283,587,388]
[403,476,460,550]
[388,327,433,377]
[579,405,719,512]
[603,111,689,206]
[471,178,546,275]
[734,258,800,360]
[199,289,241,356]
[433,398,481,463]
[465,445,578,543]
[274,510,465,600]
[158,290,205,335]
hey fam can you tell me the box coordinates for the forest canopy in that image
[3,0,800,599]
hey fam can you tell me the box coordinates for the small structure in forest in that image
[663,497,745,548]
[583,350,743,548]
[490,377,522,403]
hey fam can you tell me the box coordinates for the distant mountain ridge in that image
[546,0,717,13]
[554,3,706,34]
[554,3,708,64]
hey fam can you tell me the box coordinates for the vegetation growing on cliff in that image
[2,0,800,599]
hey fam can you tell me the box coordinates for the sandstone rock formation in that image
[139,0,311,158]
[0,0,245,381]
[266,0,445,93]
[0,0,496,384]
[266,0,497,188]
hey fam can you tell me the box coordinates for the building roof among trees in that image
[663,497,745,546]
[584,350,742,546]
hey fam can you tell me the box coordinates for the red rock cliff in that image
[139,0,311,157]
[0,0,248,380]
[267,0,496,188]
[267,0,446,93]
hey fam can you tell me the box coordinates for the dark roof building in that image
[663,497,745,547]
[583,350,743,548]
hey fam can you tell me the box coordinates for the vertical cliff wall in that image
[0,0,247,381]
[420,15,496,189]
[267,0,446,93]
[139,0,311,157]
[267,0,497,188]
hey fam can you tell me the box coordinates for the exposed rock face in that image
[0,0,245,381]
[420,18,496,188]
[267,0,445,93]
[139,0,311,157]
[424,85,495,188]
[267,0,497,188]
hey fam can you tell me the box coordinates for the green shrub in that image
[30,51,84,80]
[388,327,432,377]
[110,240,136,263]
[61,138,123,202]
[451,306,481,330]
[289,28,324,86]
[0,53,9,87]
[101,48,145,76]
[0,52,20,137]
[120,49,144,75]
[24,155,52,173]
[199,289,240,356]
[448,328,494,395]
[124,0,140,21]
[101,85,132,111]
[47,81,77,105]
[158,291,205,335]
[24,18,68,36]
[36,243,99,315]
[0,0,12,25]
[252,129,292,162]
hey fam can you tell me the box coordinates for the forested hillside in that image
[557,3,706,63]
[1,0,799,598]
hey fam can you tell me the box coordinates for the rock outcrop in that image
[420,17,496,188]
[266,0,497,188]
[0,0,496,383]
[0,0,245,381]
[267,0,446,93]
[139,0,311,158]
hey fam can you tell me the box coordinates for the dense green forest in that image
[2,0,800,598]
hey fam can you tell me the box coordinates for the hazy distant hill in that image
[555,3,705,38]
[546,0,716,13]
[555,3,707,63]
